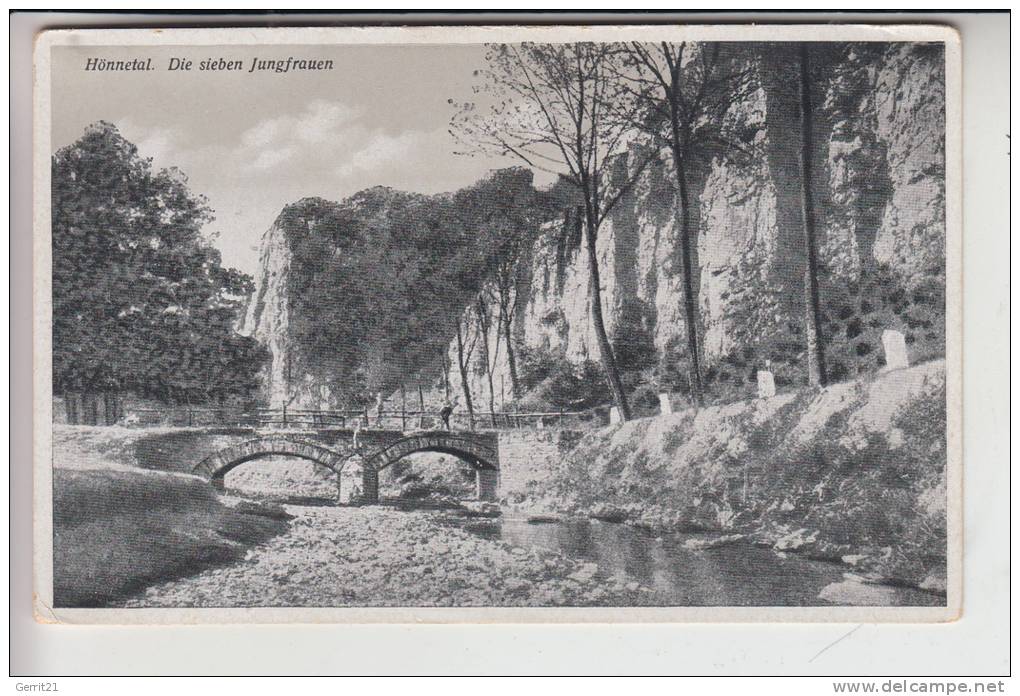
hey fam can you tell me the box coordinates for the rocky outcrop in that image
[872,44,946,278]
[442,43,947,409]
[239,213,294,408]
[243,44,947,412]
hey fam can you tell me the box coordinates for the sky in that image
[51,44,555,276]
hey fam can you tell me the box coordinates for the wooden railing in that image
[124,407,259,428]
[253,407,592,431]
[119,406,597,431]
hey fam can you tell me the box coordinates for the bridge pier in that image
[475,469,498,502]
[361,467,379,505]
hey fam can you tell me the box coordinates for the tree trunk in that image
[668,136,705,407]
[418,384,426,429]
[441,354,451,400]
[103,392,113,425]
[475,298,499,427]
[498,300,520,399]
[400,384,407,431]
[65,393,78,425]
[82,391,98,425]
[454,320,475,427]
[583,209,632,420]
[798,44,829,387]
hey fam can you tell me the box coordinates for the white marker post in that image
[757,370,776,399]
[881,329,910,370]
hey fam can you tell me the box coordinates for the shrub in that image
[516,345,562,393]
[546,359,611,410]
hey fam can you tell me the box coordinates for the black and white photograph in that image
[32,25,961,623]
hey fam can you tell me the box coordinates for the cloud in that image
[250,146,296,171]
[111,98,520,275]
[236,99,361,169]
[337,130,428,178]
[115,118,186,170]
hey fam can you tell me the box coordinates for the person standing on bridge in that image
[439,396,457,431]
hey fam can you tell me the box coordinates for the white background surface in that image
[8,10,1011,676]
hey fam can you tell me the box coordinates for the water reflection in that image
[456,516,943,607]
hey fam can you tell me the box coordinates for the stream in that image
[119,497,944,608]
[445,513,943,607]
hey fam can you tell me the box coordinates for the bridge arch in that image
[360,431,499,503]
[192,437,350,485]
[362,431,498,473]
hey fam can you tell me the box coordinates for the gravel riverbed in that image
[119,504,652,607]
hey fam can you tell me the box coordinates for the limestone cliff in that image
[443,42,947,411]
[243,43,947,413]
[238,213,294,408]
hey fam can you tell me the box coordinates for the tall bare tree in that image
[471,167,543,400]
[493,262,521,399]
[453,315,478,426]
[475,295,502,425]
[796,44,829,386]
[610,42,755,406]
[451,42,656,421]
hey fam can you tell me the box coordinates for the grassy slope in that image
[52,428,292,607]
[508,360,948,591]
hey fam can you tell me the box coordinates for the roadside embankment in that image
[503,360,949,594]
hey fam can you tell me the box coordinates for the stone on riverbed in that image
[114,506,651,608]
[589,503,629,523]
[818,576,898,606]
[773,527,819,551]
[919,569,948,594]
[567,563,599,583]
[682,534,746,551]
[526,513,562,524]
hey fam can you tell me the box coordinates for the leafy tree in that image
[515,345,610,411]
[451,42,658,421]
[470,168,547,399]
[285,170,548,407]
[51,122,267,417]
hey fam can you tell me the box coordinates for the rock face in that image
[239,212,294,408]
[872,44,947,279]
[243,44,947,411]
[443,43,946,409]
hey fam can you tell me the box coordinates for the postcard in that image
[33,24,961,623]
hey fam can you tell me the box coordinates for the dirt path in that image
[118,505,652,607]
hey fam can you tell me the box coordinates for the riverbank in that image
[118,505,652,607]
[53,468,291,607]
[48,358,949,607]
[503,360,949,597]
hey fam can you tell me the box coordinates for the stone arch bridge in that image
[126,424,575,503]
[132,427,500,502]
